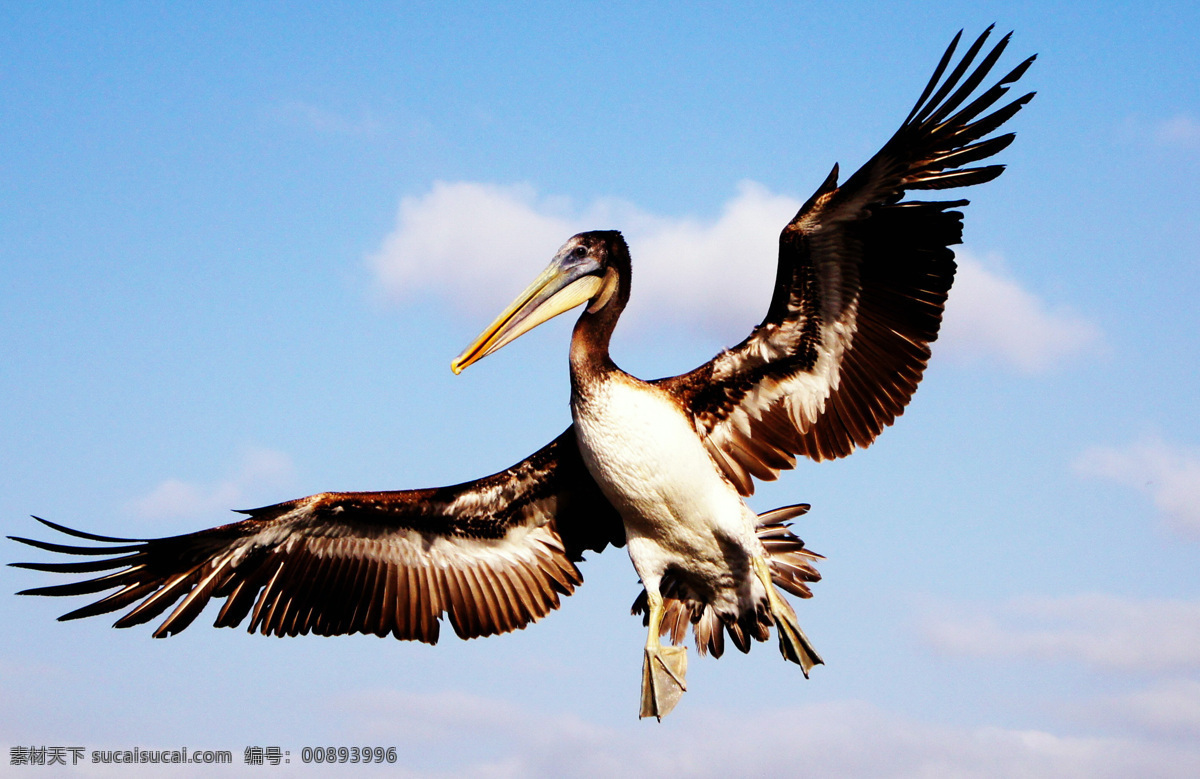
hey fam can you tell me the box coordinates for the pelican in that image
[11,28,1033,720]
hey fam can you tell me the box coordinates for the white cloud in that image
[367,180,793,335]
[368,181,584,310]
[1154,115,1200,148]
[924,594,1200,673]
[126,447,296,520]
[328,690,1200,779]
[616,181,795,331]
[939,250,1102,372]
[368,182,1097,371]
[1074,437,1200,538]
[1073,679,1200,740]
[272,100,382,136]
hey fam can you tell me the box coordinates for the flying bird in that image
[11,28,1034,720]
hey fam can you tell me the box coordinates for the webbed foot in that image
[772,597,822,675]
[640,644,688,720]
[752,556,823,674]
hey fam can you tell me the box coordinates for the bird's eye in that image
[571,246,588,259]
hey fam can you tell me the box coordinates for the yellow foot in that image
[773,600,823,675]
[640,644,688,720]
[752,556,824,675]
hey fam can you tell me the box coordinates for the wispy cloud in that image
[368,181,1097,370]
[923,594,1200,672]
[330,689,1200,778]
[125,447,296,520]
[1154,115,1200,149]
[271,100,382,136]
[1074,437,1200,539]
[1072,679,1200,740]
[939,250,1102,372]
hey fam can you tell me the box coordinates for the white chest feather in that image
[572,377,758,586]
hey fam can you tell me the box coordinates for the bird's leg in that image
[752,556,823,675]
[639,589,687,720]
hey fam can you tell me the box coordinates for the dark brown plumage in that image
[13,430,623,642]
[662,27,1034,489]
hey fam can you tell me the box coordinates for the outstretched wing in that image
[659,27,1035,494]
[10,429,624,643]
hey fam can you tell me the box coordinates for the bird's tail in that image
[756,503,823,601]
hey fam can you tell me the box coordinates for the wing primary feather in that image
[27,516,144,543]
[249,558,287,633]
[353,557,382,636]
[506,563,540,625]
[9,536,143,557]
[409,563,428,640]
[419,565,443,642]
[10,554,144,574]
[489,566,521,633]
[259,573,290,637]
[941,56,1036,135]
[471,565,506,634]
[488,564,521,627]
[949,90,1035,147]
[19,567,142,599]
[316,551,355,634]
[371,558,395,637]
[450,568,481,638]
[152,561,229,638]
[419,564,438,640]
[512,563,545,621]
[376,560,397,638]
[907,165,1005,189]
[57,581,161,622]
[112,570,202,629]
[298,552,336,636]
[465,565,502,636]
[290,550,329,636]
[393,563,411,639]
[338,554,371,635]
[924,31,1012,127]
[903,29,963,124]
[415,564,434,640]
[924,133,1015,170]
[913,25,994,126]
[214,562,270,628]
[274,549,318,637]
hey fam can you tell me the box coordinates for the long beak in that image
[451,262,604,374]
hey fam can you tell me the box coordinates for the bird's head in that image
[451,231,627,374]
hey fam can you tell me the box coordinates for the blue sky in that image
[3,1,1199,776]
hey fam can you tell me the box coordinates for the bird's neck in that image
[569,275,631,401]
[569,254,631,397]
[570,304,618,388]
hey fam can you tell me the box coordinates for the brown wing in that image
[658,27,1035,494]
[10,429,624,643]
